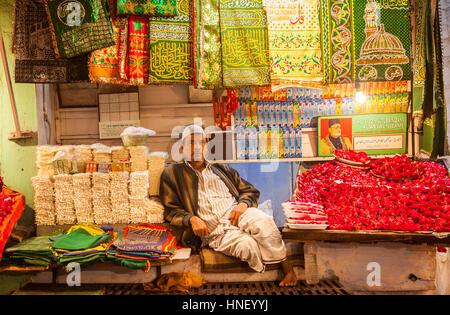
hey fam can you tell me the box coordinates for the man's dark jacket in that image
[159,162,260,251]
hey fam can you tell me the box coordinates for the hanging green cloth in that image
[45,0,116,58]
[321,0,411,83]
[419,0,447,158]
[219,0,271,87]
[148,0,193,84]
[193,0,223,89]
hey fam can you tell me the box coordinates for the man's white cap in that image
[182,124,206,141]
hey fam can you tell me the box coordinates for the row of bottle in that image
[235,126,302,160]
[234,93,409,129]
[236,81,409,101]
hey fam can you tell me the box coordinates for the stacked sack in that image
[54,174,76,224]
[144,197,165,223]
[31,176,56,225]
[128,146,147,172]
[147,152,167,196]
[36,146,56,176]
[111,146,130,162]
[72,173,94,223]
[110,172,130,224]
[129,171,149,224]
[92,172,112,224]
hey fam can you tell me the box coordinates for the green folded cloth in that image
[3,232,63,267]
[52,229,112,251]
[58,252,105,268]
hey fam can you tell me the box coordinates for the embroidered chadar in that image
[117,0,178,17]
[321,0,411,83]
[89,18,126,84]
[219,0,271,87]
[13,0,69,83]
[114,224,177,254]
[148,0,193,84]
[44,0,116,58]
[264,0,323,86]
[193,0,223,89]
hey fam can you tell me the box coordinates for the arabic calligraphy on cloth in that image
[219,0,271,87]
[264,0,323,85]
[148,0,193,84]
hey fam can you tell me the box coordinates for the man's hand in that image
[190,216,210,237]
[229,202,248,226]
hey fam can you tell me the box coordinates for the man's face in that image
[183,134,207,162]
[329,123,342,138]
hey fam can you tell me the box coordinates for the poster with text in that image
[318,113,407,156]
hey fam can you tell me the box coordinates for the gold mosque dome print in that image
[357,0,409,66]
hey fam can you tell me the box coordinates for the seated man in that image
[159,125,297,286]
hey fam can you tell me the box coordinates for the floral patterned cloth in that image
[117,0,178,17]
[264,0,323,86]
[88,19,125,83]
[193,0,223,89]
[128,16,150,85]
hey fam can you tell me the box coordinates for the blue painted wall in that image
[225,162,299,227]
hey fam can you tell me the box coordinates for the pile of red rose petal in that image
[295,153,450,232]
[370,154,423,181]
[334,149,371,165]
[282,201,328,229]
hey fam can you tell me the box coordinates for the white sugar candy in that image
[111,146,130,162]
[73,173,94,224]
[147,152,167,196]
[128,146,148,172]
[92,172,112,224]
[31,175,56,225]
[129,171,149,198]
[109,172,130,224]
[53,174,76,224]
[144,197,165,223]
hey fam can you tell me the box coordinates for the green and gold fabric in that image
[44,0,116,58]
[219,0,271,87]
[321,0,411,83]
[193,0,223,89]
[148,0,193,84]
[117,0,178,17]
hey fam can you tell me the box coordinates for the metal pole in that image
[0,24,22,138]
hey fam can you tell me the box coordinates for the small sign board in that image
[99,120,140,139]
[318,113,408,156]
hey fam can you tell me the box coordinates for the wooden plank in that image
[282,228,450,246]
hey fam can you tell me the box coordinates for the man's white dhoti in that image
[207,208,287,273]
[183,160,287,273]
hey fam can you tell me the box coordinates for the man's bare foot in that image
[279,260,297,287]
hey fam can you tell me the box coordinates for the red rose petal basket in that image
[0,185,25,261]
